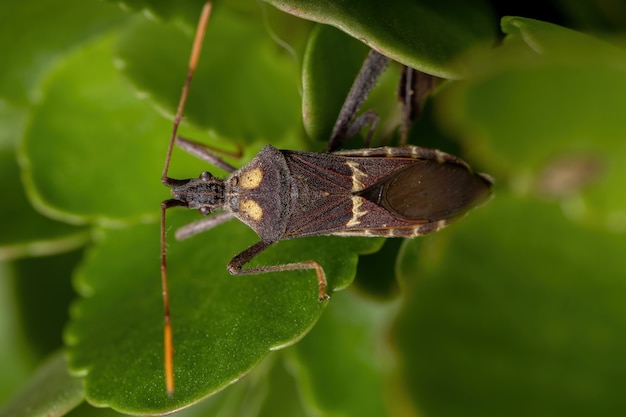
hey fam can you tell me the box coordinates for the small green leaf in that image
[20,33,170,224]
[501,16,626,59]
[255,354,312,417]
[0,351,84,417]
[0,0,127,105]
[0,261,33,403]
[0,100,89,260]
[394,193,626,417]
[266,0,497,77]
[11,250,84,359]
[1,147,89,261]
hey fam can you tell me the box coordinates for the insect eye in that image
[198,206,211,216]
[200,172,212,181]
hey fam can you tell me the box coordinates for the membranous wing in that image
[357,157,492,221]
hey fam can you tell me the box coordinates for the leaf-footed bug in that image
[160,2,492,395]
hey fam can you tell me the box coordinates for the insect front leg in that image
[175,212,235,240]
[175,136,239,173]
[227,240,330,302]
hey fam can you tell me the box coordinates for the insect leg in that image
[227,240,330,302]
[162,2,212,184]
[160,199,193,396]
[399,66,415,145]
[340,109,379,148]
[176,136,238,173]
[398,67,439,144]
[175,212,235,240]
[326,49,390,152]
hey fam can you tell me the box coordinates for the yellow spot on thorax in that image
[240,199,263,221]
[240,167,263,189]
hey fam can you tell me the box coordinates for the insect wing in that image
[279,147,491,239]
[333,146,491,222]
[280,150,357,237]
[358,158,492,221]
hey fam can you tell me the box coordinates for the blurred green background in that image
[2,0,626,416]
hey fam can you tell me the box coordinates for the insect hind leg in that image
[326,50,390,152]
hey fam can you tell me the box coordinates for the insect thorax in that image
[226,145,293,242]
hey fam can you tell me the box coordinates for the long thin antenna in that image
[161,2,213,183]
[161,1,213,396]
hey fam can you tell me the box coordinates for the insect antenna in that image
[160,1,213,396]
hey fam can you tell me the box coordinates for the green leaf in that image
[0,0,127,105]
[265,0,497,77]
[0,95,89,260]
[0,148,89,260]
[0,351,84,417]
[302,25,370,143]
[20,32,170,224]
[0,251,86,415]
[499,16,626,62]
[11,250,84,359]
[66,213,381,414]
[0,261,33,403]
[394,193,626,417]
[255,354,312,417]
[437,17,626,231]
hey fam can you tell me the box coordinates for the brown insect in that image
[160,1,492,395]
